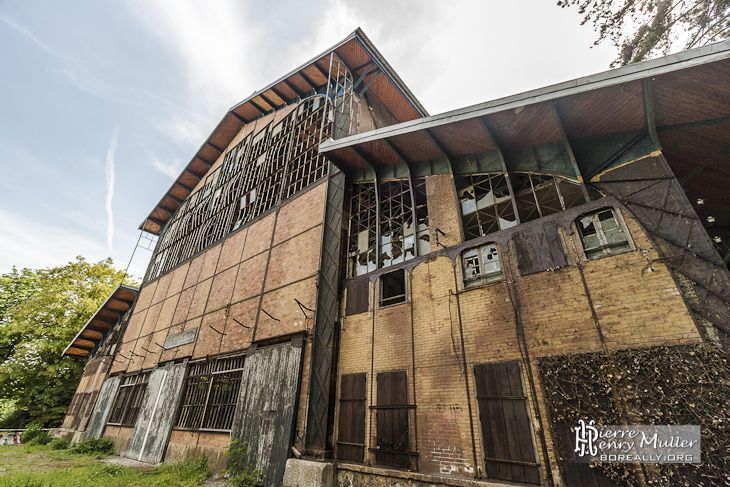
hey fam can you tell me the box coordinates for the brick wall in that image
[336,173,702,484]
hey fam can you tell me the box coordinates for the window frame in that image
[461,243,504,287]
[173,354,246,433]
[575,208,634,261]
[107,372,151,427]
[379,269,407,308]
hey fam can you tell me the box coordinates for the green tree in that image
[559,0,730,65]
[0,256,134,427]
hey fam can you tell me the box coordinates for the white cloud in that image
[149,152,184,179]
[105,126,119,252]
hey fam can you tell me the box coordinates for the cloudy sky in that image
[0,0,630,280]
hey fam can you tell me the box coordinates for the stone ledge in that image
[336,463,518,487]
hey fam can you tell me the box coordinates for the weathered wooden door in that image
[125,362,187,463]
[230,340,303,487]
[473,361,540,484]
[84,376,121,441]
[336,373,367,462]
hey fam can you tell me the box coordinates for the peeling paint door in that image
[84,376,121,441]
[230,339,303,487]
[125,362,187,463]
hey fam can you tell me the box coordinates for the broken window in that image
[348,182,377,277]
[576,208,632,260]
[374,370,413,469]
[456,172,594,243]
[347,177,429,277]
[107,372,150,427]
[145,96,331,282]
[457,174,517,240]
[174,354,245,432]
[379,269,406,307]
[462,243,503,287]
[336,372,367,462]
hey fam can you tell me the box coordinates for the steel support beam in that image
[680,143,730,187]
[423,129,454,174]
[642,78,661,150]
[550,102,591,203]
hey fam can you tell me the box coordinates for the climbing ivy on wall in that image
[538,343,730,486]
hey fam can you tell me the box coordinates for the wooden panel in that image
[429,119,496,156]
[84,376,121,440]
[375,370,410,468]
[486,103,561,149]
[336,373,367,462]
[231,341,303,487]
[389,132,443,162]
[473,362,539,484]
[513,223,567,276]
[125,363,187,462]
[345,278,370,316]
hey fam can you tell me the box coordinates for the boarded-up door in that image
[230,340,303,487]
[375,370,411,468]
[84,376,121,440]
[473,362,540,484]
[336,373,366,462]
[125,362,187,463]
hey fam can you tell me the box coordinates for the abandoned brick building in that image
[60,29,730,487]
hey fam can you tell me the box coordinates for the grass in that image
[0,445,210,487]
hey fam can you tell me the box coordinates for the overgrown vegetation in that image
[0,257,136,428]
[20,423,51,446]
[49,437,70,450]
[539,343,730,486]
[0,445,210,486]
[69,437,115,456]
[224,439,262,487]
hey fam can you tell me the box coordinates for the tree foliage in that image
[559,0,730,65]
[0,256,134,427]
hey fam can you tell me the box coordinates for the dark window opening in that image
[577,208,631,260]
[463,243,503,287]
[473,362,540,484]
[107,372,150,427]
[174,354,245,432]
[374,370,413,469]
[379,270,406,307]
[336,373,367,462]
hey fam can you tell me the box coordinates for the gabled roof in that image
[63,284,139,359]
[140,28,427,235]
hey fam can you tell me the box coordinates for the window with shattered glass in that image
[347,177,429,277]
[462,243,503,286]
[577,208,631,259]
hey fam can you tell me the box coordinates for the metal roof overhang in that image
[321,39,730,243]
[140,28,428,236]
[62,284,139,359]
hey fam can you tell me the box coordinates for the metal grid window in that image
[347,178,429,278]
[456,172,596,242]
[576,208,632,260]
[175,355,245,432]
[145,95,334,283]
[107,372,150,427]
[462,243,503,287]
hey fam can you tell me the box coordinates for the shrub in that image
[49,437,70,450]
[224,440,261,487]
[22,424,51,446]
[157,456,210,483]
[69,437,115,455]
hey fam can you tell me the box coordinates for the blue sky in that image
[0,0,626,280]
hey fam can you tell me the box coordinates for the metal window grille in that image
[463,243,503,287]
[330,55,354,139]
[107,372,150,427]
[174,354,245,432]
[145,97,331,283]
[348,182,377,277]
[577,208,631,259]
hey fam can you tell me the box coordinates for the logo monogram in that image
[574,419,598,457]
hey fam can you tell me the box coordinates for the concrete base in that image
[282,458,334,487]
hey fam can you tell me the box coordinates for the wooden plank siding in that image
[374,370,411,469]
[513,223,567,275]
[336,373,367,462]
[473,362,540,484]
